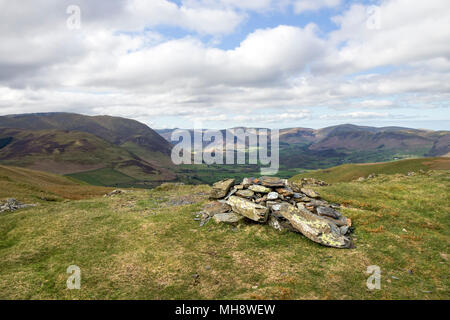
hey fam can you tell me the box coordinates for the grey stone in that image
[267,192,279,200]
[226,196,269,223]
[316,206,342,219]
[213,212,244,224]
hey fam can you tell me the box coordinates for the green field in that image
[0,164,449,299]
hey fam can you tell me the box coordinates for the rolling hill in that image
[290,157,450,183]
[0,113,177,187]
[0,164,111,201]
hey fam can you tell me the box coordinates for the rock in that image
[267,192,279,201]
[226,196,269,223]
[234,185,244,190]
[316,206,342,219]
[274,203,352,249]
[357,177,365,182]
[259,176,285,187]
[268,215,298,233]
[276,187,294,197]
[440,253,448,261]
[255,195,268,204]
[288,181,303,193]
[213,212,244,224]
[210,179,235,199]
[203,201,232,217]
[248,185,272,194]
[224,188,237,200]
[340,226,349,235]
[0,198,36,213]
[104,190,123,197]
[235,189,255,198]
[300,188,320,199]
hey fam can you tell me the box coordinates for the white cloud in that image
[293,0,341,14]
[0,0,448,129]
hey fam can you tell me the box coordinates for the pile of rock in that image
[0,198,36,213]
[207,177,353,249]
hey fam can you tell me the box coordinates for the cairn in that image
[205,177,353,249]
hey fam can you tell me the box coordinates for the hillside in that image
[291,157,450,183]
[0,166,448,299]
[0,113,177,187]
[0,165,111,201]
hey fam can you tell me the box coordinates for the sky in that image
[0,0,449,130]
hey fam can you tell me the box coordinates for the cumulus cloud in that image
[0,0,448,129]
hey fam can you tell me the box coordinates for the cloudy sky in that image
[0,0,449,129]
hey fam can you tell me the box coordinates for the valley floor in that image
[0,171,449,299]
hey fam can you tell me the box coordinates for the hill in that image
[157,125,450,180]
[0,167,448,299]
[0,113,177,187]
[290,157,450,183]
[0,164,111,201]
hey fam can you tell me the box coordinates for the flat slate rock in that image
[259,176,285,187]
[226,196,269,223]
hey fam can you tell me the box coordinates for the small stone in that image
[340,226,349,235]
[391,276,400,280]
[440,253,448,261]
[267,192,279,201]
[316,206,342,219]
[276,187,294,197]
[402,228,408,233]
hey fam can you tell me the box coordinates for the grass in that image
[67,168,138,187]
[0,165,112,201]
[291,157,450,183]
[0,167,448,299]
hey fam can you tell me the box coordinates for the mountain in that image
[0,113,176,187]
[158,124,449,167]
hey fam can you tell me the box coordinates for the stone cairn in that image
[205,177,353,249]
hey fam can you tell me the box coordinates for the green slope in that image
[290,157,450,183]
[0,170,448,299]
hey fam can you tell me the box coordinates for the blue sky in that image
[0,0,449,130]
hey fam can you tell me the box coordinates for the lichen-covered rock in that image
[300,188,320,199]
[274,203,352,249]
[226,196,269,223]
[248,185,272,194]
[213,212,244,224]
[235,189,255,198]
[210,179,235,199]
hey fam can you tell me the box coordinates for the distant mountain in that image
[0,113,176,187]
[157,125,449,171]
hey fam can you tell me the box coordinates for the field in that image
[0,164,448,299]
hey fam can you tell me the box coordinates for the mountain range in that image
[0,113,448,186]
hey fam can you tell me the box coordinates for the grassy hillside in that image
[291,157,450,183]
[0,166,448,299]
[0,165,111,201]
